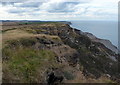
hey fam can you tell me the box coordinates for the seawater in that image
[70,21,118,47]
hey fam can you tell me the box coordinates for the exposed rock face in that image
[2,22,120,83]
[84,32,118,54]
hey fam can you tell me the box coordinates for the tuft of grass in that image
[52,37,61,41]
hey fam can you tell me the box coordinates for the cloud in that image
[13,2,42,8]
[1,2,14,6]
[8,8,26,14]
[41,2,78,13]
[0,0,119,20]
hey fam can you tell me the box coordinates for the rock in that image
[46,71,64,85]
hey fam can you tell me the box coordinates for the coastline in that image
[2,20,119,54]
[69,22,118,54]
[2,21,119,83]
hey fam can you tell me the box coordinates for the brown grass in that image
[2,29,61,47]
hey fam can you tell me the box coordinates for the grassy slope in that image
[2,28,62,83]
[3,47,56,83]
[2,22,118,83]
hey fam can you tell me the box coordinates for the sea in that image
[70,21,118,47]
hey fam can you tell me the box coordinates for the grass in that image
[2,26,63,82]
[2,29,63,82]
[2,28,17,33]
[3,46,57,82]
[2,29,32,42]
[18,21,60,25]
[2,29,62,48]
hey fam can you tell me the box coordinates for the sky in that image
[0,0,119,21]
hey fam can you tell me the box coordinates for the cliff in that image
[2,21,120,83]
[84,32,118,54]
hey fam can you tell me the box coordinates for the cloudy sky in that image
[0,0,119,21]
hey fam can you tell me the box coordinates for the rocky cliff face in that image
[84,32,118,54]
[2,22,120,83]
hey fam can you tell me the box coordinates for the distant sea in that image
[70,21,118,47]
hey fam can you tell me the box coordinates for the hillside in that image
[2,21,120,84]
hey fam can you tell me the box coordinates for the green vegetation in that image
[2,33,64,83]
[63,71,74,80]
[104,80,116,83]
[3,46,57,82]
[18,21,60,25]
[5,37,37,48]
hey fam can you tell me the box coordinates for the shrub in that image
[63,71,74,80]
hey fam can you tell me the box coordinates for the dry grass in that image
[2,29,32,42]
[2,29,61,47]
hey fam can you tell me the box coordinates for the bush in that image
[63,71,74,80]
